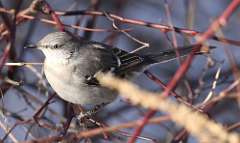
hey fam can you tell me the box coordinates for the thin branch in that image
[4,62,43,66]
[56,10,240,46]
[21,116,170,143]
[127,110,156,143]
[36,0,65,31]
[0,120,19,143]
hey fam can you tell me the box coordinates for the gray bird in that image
[35,31,214,111]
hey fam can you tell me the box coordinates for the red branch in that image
[127,110,156,143]
[144,70,179,97]
[56,10,240,46]
[128,70,178,143]
[161,0,240,97]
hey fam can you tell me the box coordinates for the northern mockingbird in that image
[34,31,215,112]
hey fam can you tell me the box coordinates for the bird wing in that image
[110,47,145,75]
[81,43,145,86]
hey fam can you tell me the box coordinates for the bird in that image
[34,31,215,113]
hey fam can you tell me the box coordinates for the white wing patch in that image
[92,44,106,49]
[115,55,122,67]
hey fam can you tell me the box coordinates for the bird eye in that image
[53,45,58,48]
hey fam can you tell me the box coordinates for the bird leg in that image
[77,103,107,126]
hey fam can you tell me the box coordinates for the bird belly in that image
[43,62,118,107]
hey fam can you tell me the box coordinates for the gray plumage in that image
[36,31,214,109]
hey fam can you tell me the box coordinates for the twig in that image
[0,120,19,143]
[227,122,240,132]
[12,12,124,32]
[36,0,65,31]
[127,110,156,143]
[0,43,11,71]
[33,94,55,125]
[4,62,43,66]
[164,0,181,63]
[83,0,101,40]
[202,66,222,104]
[103,12,149,53]
[144,70,201,111]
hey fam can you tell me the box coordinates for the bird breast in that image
[43,58,117,107]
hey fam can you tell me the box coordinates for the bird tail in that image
[143,44,216,64]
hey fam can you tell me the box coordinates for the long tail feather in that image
[144,44,216,64]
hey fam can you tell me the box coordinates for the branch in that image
[20,116,170,143]
[56,10,240,46]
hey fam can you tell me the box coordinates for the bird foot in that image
[77,103,107,127]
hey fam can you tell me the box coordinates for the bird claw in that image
[77,103,107,126]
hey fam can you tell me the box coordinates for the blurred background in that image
[0,0,239,142]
